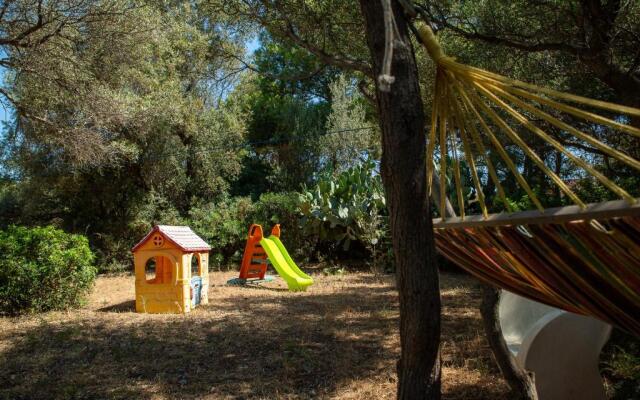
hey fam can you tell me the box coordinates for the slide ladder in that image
[238,224,270,281]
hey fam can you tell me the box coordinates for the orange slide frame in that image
[238,224,280,280]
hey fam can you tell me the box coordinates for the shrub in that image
[249,192,309,257]
[186,193,310,268]
[600,329,640,399]
[0,226,97,315]
[298,160,391,264]
[186,197,254,268]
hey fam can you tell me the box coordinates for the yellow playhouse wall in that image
[184,252,210,306]
[199,252,209,305]
[134,248,190,314]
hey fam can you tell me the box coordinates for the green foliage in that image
[184,197,254,268]
[0,179,20,226]
[1,0,638,281]
[232,0,370,81]
[601,329,640,399]
[573,174,640,206]
[492,194,534,213]
[604,346,640,381]
[184,192,305,268]
[299,160,386,253]
[573,178,612,204]
[429,0,640,100]
[240,72,329,190]
[232,33,359,193]
[0,226,96,315]
[249,192,306,253]
[253,34,339,102]
[231,156,279,198]
[321,74,378,171]
[0,2,245,268]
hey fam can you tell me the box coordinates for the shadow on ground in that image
[98,300,136,313]
[0,272,508,399]
[0,280,398,399]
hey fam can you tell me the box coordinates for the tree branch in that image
[554,137,608,158]
[224,51,329,82]
[357,78,375,105]
[279,20,373,77]
[415,3,582,54]
[0,87,56,127]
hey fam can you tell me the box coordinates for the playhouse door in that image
[190,276,203,307]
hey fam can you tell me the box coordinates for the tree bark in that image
[480,285,538,400]
[358,1,442,398]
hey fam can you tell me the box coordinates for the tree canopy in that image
[1,1,639,398]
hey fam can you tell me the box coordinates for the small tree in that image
[322,74,377,171]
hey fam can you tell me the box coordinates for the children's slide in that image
[259,236,313,291]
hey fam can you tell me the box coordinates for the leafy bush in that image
[186,197,254,268]
[600,329,640,399]
[0,226,97,315]
[249,192,309,257]
[186,193,309,268]
[298,160,389,259]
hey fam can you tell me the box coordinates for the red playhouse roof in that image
[132,225,211,252]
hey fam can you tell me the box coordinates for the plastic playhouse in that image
[230,224,313,291]
[132,225,211,313]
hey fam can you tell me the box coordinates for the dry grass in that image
[0,270,508,399]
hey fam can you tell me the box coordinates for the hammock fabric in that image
[434,216,640,336]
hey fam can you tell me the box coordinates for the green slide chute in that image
[259,236,313,291]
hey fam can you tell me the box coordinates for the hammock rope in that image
[413,22,640,220]
[401,14,640,335]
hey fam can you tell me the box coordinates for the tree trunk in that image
[480,285,538,400]
[358,1,442,398]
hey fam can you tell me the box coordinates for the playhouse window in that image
[191,254,201,277]
[145,256,172,284]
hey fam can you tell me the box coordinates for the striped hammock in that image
[435,216,640,336]
[406,20,640,335]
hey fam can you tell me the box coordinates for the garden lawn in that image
[0,270,509,399]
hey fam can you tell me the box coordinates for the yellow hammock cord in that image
[414,23,640,221]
